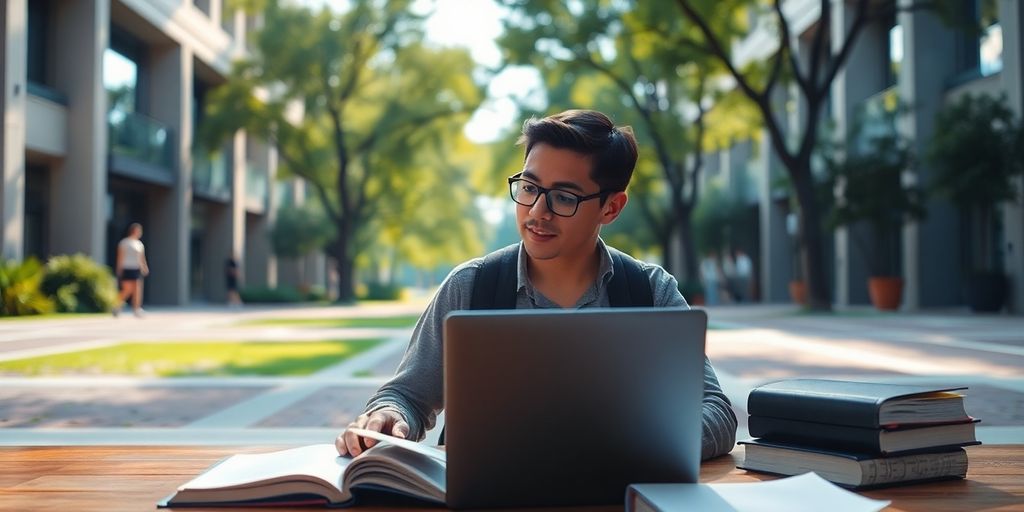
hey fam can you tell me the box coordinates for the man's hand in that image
[336,408,410,457]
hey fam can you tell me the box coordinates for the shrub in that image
[678,279,705,305]
[239,286,305,303]
[360,281,403,301]
[40,254,118,313]
[0,258,55,316]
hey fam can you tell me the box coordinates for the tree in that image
[201,0,483,302]
[497,0,755,283]
[270,203,334,288]
[672,0,940,310]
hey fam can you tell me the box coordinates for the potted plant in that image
[821,120,925,311]
[927,94,1024,312]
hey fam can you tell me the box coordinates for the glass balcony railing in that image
[108,107,174,169]
[193,150,232,198]
[246,164,269,207]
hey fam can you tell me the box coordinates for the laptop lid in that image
[443,307,706,509]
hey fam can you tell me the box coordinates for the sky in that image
[302,0,544,143]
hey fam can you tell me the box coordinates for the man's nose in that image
[530,192,554,218]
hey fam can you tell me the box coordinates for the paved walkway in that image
[0,302,1021,446]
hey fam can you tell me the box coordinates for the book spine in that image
[748,389,881,427]
[747,416,882,453]
[860,450,968,486]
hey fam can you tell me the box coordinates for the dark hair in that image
[517,109,639,196]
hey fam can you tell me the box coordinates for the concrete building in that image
[1,0,325,304]
[704,0,1023,313]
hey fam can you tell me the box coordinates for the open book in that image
[158,429,445,508]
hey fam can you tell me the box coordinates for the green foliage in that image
[926,93,1024,272]
[678,278,705,304]
[201,0,485,301]
[692,184,747,255]
[239,286,312,303]
[0,258,55,316]
[926,94,1024,211]
[40,254,118,313]
[270,204,334,260]
[359,281,404,301]
[820,106,926,277]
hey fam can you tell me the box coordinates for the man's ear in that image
[600,192,628,225]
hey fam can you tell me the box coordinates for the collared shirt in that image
[365,239,738,460]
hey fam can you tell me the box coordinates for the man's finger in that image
[344,430,364,457]
[392,420,410,439]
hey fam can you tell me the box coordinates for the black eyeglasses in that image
[507,173,610,218]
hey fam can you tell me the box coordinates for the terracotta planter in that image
[788,281,807,305]
[868,276,903,311]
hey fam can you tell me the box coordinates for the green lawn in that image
[0,339,381,377]
[241,315,420,329]
[0,313,105,322]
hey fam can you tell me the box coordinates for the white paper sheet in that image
[630,472,890,512]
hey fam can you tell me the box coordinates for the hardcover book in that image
[747,379,970,428]
[747,415,980,454]
[738,439,970,489]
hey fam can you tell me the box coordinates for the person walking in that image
[225,256,243,308]
[113,223,149,317]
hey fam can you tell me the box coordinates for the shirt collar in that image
[516,237,616,292]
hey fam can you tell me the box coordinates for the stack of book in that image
[738,379,980,489]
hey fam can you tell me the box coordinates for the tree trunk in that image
[676,209,700,286]
[333,218,357,303]
[660,227,675,276]
[791,165,831,310]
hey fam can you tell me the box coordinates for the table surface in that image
[0,444,1021,511]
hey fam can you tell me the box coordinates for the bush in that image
[239,286,306,303]
[360,281,403,301]
[40,254,118,313]
[678,279,705,305]
[0,258,56,316]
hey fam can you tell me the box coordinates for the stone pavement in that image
[0,302,1021,446]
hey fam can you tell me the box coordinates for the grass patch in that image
[0,339,382,377]
[0,313,105,322]
[241,315,420,329]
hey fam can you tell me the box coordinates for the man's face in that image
[515,143,625,263]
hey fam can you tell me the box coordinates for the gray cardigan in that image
[365,240,738,460]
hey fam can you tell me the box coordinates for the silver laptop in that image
[443,308,707,509]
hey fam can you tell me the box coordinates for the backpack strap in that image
[470,243,520,310]
[608,250,654,307]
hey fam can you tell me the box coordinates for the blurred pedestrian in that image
[225,256,243,308]
[114,223,149,317]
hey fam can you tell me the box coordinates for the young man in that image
[336,110,737,460]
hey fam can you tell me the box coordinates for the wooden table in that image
[0,445,1021,511]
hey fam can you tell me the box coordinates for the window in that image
[886,22,902,88]
[27,0,50,85]
[955,0,1002,76]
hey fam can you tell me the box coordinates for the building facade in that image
[702,0,1024,313]
[1,0,326,304]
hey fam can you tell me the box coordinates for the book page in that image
[181,444,349,493]
[630,473,890,512]
[349,428,446,462]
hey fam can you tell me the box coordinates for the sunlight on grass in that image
[0,339,381,377]
[0,313,105,322]
[241,315,420,329]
